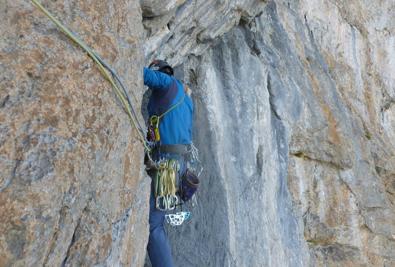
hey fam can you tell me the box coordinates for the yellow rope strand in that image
[30,0,151,153]
[155,160,178,197]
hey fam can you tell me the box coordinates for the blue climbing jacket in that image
[143,67,193,145]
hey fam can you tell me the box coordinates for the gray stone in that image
[2,0,395,266]
[0,1,148,266]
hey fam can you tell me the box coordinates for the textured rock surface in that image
[142,0,267,65]
[0,1,149,266]
[143,0,395,266]
[1,0,395,266]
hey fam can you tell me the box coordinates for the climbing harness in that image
[30,0,152,156]
[149,143,202,226]
[154,143,202,200]
[151,143,201,219]
[165,211,191,226]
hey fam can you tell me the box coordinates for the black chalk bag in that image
[179,169,200,202]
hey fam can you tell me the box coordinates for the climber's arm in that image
[143,67,173,91]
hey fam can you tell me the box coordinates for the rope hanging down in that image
[30,0,150,153]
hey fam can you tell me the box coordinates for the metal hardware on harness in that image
[154,159,179,211]
[165,211,191,226]
[156,195,179,211]
[188,143,203,177]
[149,115,160,142]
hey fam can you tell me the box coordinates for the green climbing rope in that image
[155,160,178,197]
[30,0,151,153]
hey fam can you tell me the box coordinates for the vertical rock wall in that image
[168,24,310,266]
[0,1,149,266]
[1,0,394,266]
[143,0,395,266]
[277,1,395,265]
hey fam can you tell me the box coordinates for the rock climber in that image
[143,60,193,267]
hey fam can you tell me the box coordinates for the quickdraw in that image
[154,159,179,211]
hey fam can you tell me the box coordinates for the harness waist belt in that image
[159,144,191,155]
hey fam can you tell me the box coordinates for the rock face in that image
[143,0,395,266]
[1,0,395,266]
[0,1,149,266]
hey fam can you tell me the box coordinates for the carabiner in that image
[149,115,160,141]
[156,196,167,211]
[155,195,179,211]
[150,115,159,127]
[165,195,179,210]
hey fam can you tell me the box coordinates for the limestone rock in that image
[1,0,395,266]
[145,0,395,266]
[141,0,186,18]
[0,1,148,266]
[142,0,267,65]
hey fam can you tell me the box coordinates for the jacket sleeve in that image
[143,67,173,91]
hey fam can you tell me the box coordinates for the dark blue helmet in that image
[149,59,174,76]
